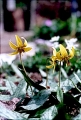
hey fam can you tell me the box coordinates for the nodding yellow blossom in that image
[9,35,32,55]
[58,44,75,65]
[46,48,57,71]
[46,44,75,70]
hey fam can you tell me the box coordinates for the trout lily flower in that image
[58,44,75,65]
[46,48,57,71]
[46,56,57,71]
[9,35,32,55]
[46,44,75,70]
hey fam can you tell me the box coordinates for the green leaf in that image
[55,103,70,120]
[20,69,45,90]
[72,113,81,120]
[11,63,23,78]
[0,104,26,119]
[57,87,63,103]
[40,78,57,92]
[61,71,80,93]
[5,80,17,95]
[0,95,11,101]
[39,69,47,77]
[7,76,22,82]
[61,68,68,78]
[11,80,27,99]
[79,97,81,104]
[64,93,81,108]
[28,118,39,120]
[40,105,58,120]
[73,72,81,84]
[40,71,58,91]
[21,89,51,110]
[0,86,8,91]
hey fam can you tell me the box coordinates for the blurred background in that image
[0,0,81,53]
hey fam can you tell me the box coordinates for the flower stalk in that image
[9,35,46,91]
[59,61,61,88]
[46,68,48,88]
[46,44,75,89]
[19,53,28,77]
[70,79,81,93]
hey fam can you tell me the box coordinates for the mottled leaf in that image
[0,95,11,101]
[11,63,23,78]
[21,89,51,110]
[5,80,17,95]
[57,87,63,103]
[40,105,57,120]
[72,113,81,120]
[11,80,27,99]
[20,69,45,90]
[0,104,26,119]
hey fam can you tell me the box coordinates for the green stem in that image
[19,53,29,86]
[19,53,45,91]
[19,53,28,76]
[59,61,61,87]
[46,68,48,88]
[19,53,33,92]
[46,58,50,89]
[70,79,81,93]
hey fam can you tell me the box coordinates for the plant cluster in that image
[0,35,81,120]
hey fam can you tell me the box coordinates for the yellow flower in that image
[58,44,75,64]
[46,48,57,71]
[46,56,56,71]
[9,35,32,55]
[46,44,75,70]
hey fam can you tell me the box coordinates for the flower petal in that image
[15,35,23,47]
[69,47,75,59]
[23,47,32,52]
[72,47,75,54]
[9,41,17,50]
[24,40,28,47]
[46,65,53,69]
[56,51,61,61]
[52,47,56,56]
[60,44,68,57]
[9,51,18,55]
[51,56,56,61]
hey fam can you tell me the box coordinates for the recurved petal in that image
[23,47,32,52]
[9,41,17,50]
[60,44,68,57]
[24,40,28,47]
[46,65,53,69]
[72,47,75,54]
[15,35,23,46]
[56,51,61,60]
[52,47,56,56]
[9,50,18,55]
[69,47,75,59]
[51,56,56,61]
